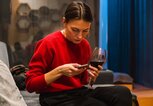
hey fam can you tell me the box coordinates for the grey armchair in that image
[95,69,114,84]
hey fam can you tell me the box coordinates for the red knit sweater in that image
[26,31,91,93]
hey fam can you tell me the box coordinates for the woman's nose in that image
[77,32,83,39]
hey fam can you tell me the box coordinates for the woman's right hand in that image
[57,63,86,77]
[45,63,87,85]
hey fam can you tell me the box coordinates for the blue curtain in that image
[107,0,153,88]
[107,0,131,73]
[99,0,108,68]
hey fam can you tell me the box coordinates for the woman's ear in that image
[62,17,66,23]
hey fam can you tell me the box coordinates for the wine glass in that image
[88,47,106,88]
[90,47,106,69]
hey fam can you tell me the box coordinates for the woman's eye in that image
[83,30,89,33]
[72,28,80,32]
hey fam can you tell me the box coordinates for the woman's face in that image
[64,19,91,44]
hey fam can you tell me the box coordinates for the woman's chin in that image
[73,40,81,44]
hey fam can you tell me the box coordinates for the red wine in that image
[90,61,104,68]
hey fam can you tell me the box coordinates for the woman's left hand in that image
[88,65,102,83]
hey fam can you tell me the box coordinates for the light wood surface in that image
[132,84,153,106]
[116,83,153,106]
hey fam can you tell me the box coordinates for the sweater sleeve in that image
[26,39,53,93]
[80,42,92,85]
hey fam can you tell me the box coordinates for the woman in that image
[26,1,132,106]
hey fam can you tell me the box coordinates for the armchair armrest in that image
[94,69,114,84]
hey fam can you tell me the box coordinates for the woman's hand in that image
[88,65,102,84]
[45,63,87,85]
[57,63,87,77]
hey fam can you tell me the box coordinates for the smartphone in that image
[77,64,89,69]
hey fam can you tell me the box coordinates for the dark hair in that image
[14,42,22,50]
[64,1,93,23]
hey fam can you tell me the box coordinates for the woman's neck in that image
[61,29,66,38]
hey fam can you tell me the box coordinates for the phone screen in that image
[77,64,89,69]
